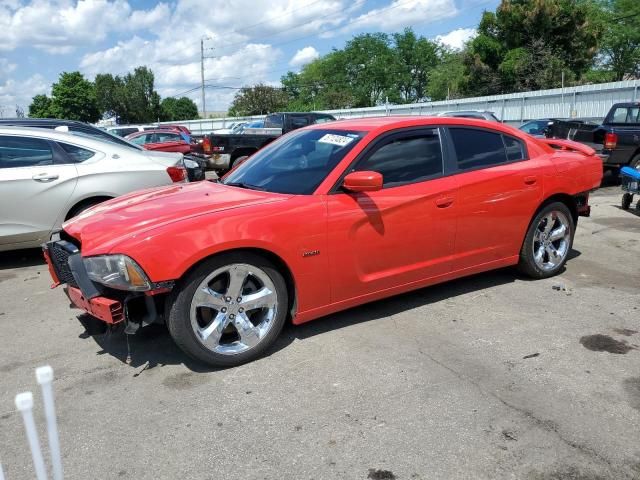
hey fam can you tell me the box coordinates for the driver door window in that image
[353,130,443,187]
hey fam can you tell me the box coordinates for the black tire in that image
[518,202,575,279]
[622,193,633,210]
[166,252,288,367]
[630,154,640,170]
[66,199,107,220]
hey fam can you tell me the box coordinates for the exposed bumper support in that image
[65,286,124,324]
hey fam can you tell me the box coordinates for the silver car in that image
[0,127,187,252]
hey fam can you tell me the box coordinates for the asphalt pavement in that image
[0,186,639,480]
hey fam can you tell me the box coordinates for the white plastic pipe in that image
[15,392,48,480]
[0,461,6,480]
[36,366,63,480]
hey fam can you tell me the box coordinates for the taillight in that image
[166,166,187,183]
[604,132,618,150]
[202,137,211,154]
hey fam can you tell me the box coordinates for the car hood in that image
[63,181,291,254]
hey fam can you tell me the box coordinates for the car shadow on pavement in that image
[0,248,45,270]
[284,267,527,344]
[614,205,640,218]
[85,320,217,373]
[84,266,540,373]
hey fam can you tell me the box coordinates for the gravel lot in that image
[1,186,639,480]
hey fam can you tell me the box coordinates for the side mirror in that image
[342,171,383,193]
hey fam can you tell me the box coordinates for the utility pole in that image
[200,38,206,119]
[200,36,214,119]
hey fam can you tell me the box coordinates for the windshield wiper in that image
[224,181,266,191]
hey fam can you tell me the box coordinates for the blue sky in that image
[0,0,500,115]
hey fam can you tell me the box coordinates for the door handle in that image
[435,196,454,208]
[32,173,59,183]
[524,176,537,185]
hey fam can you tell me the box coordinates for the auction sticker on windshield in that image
[318,133,355,147]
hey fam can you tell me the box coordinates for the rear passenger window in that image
[355,131,443,187]
[503,135,526,161]
[59,143,95,163]
[290,116,310,129]
[0,136,53,169]
[450,128,507,170]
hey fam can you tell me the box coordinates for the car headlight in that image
[83,255,151,291]
[184,158,199,169]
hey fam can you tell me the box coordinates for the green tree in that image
[228,84,288,116]
[121,67,161,123]
[427,51,466,100]
[95,73,125,119]
[48,72,100,122]
[599,0,640,80]
[463,0,605,95]
[28,72,99,122]
[28,94,54,118]
[160,97,199,121]
[392,29,439,102]
[94,67,162,123]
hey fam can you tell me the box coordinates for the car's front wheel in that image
[167,252,288,367]
[518,202,574,279]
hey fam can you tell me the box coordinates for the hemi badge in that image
[302,250,320,258]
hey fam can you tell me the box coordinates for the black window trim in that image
[329,126,449,194]
[445,125,529,174]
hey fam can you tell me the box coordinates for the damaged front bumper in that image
[43,236,173,333]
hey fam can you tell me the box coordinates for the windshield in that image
[223,128,364,194]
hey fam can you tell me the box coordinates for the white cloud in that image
[81,36,283,111]
[337,0,458,34]
[435,27,476,50]
[0,0,170,53]
[0,58,17,80]
[0,74,49,112]
[289,46,320,67]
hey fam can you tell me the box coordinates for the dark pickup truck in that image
[548,102,640,171]
[202,112,335,171]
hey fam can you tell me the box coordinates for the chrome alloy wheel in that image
[189,263,278,355]
[532,210,571,271]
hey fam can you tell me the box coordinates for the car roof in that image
[0,126,132,151]
[308,115,517,133]
[129,129,182,136]
[0,118,87,127]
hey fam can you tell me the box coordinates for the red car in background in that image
[44,117,602,367]
[126,129,192,154]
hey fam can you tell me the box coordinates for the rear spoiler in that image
[538,138,596,156]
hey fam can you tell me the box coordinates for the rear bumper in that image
[64,286,124,324]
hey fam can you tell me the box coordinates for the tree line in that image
[229,0,639,115]
[28,67,198,123]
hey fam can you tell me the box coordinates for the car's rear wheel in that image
[518,202,574,279]
[630,154,640,171]
[167,252,288,367]
[622,192,633,210]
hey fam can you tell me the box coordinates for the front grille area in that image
[48,241,79,287]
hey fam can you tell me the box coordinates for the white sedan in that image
[0,127,187,252]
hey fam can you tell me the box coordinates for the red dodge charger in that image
[44,117,602,367]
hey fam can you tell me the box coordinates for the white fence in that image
[159,80,640,135]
